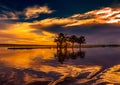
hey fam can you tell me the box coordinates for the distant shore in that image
[0,44,120,49]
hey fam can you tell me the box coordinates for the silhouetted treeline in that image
[54,33,86,49]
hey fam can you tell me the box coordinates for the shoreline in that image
[4,44,120,49]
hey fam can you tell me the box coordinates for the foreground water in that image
[0,47,120,85]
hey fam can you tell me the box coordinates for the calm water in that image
[0,47,120,85]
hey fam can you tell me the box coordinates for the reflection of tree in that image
[54,33,86,64]
[77,51,85,59]
[69,35,77,49]
[55,48,86,64]
[55,49,64,64]
[55,48,67,64]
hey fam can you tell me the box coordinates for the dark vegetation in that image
[54,33,85,49]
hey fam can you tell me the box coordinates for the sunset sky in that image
[0,0,120,45]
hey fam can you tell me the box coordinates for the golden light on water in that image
[0,48,120,85]
[0,48,55,69]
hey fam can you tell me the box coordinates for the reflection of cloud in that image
[0,49,55,69]
[1,48,120,84]
[24,5,54,19]
[93,65,120,85]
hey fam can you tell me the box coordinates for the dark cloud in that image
[31,22,120,44]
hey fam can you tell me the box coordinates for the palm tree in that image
[59,33,65,48]
[54,33,66,49]
[69,35,77,49]
[64,35,69,48]
[77,36,85,48]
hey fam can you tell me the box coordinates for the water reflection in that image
[0,47,120,85]
[55,48,85,64]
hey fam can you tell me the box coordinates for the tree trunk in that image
[79,43,81,51]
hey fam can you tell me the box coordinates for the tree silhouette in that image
[54,33,66,49]
[69,35,77,49]
[54,33,86,50]
[77,36,85,48]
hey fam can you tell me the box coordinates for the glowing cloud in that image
[24,5,54,19]
[1,6,120,44]
[0,5,54,20]
[96,7,120,23]
[0,22,55,44]
[64,7,120,26]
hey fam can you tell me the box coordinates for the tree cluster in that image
[54,33,85,49]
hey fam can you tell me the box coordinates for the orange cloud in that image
[24,5,54,19]
[0,22,55,44]
[30,18,77,29]
[0,5,54,20]
[96,7,120,23]
[1,6,120,44]
[64,7,120,26]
